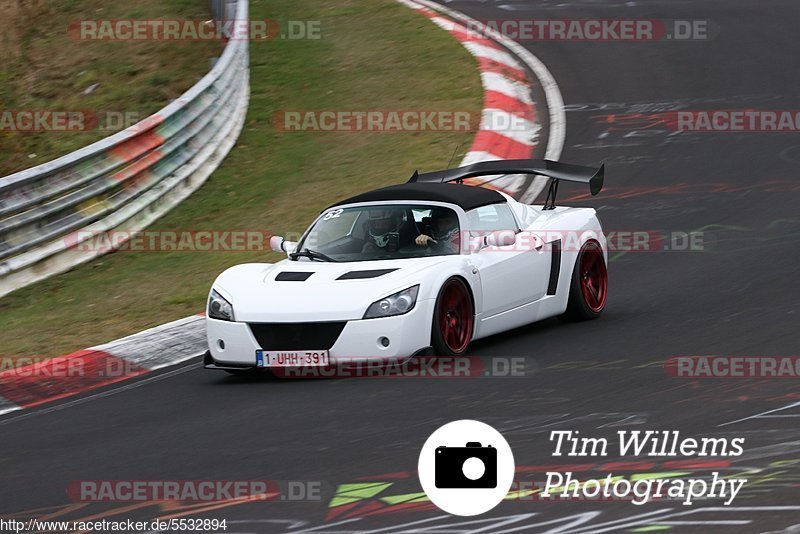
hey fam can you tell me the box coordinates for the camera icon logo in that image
[435,442,497,489]
[419,420,515,516]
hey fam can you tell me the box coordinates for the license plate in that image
[256,350,330,367]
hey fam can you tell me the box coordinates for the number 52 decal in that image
[323,209,343,220]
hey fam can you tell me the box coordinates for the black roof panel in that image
[330,183,505,211]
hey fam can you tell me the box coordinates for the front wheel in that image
[431,277,474,356]
[561,240,608,321]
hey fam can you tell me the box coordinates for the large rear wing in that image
[408,159,604,210]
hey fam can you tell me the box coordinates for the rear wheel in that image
[561,240,608,321]
[431,277,474,356]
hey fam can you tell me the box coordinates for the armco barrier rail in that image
[0,0,250,298]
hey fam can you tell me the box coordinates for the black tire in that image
[431,277,474,356]
[561,240,608,321]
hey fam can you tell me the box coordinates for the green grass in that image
[0,0,482,360]
[0,0,222,176]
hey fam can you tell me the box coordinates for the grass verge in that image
[0,0,222,176]
[1,0,482,360]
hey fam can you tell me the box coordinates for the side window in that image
[466,204,519,232]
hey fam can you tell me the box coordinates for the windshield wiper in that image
[289,248,338,262]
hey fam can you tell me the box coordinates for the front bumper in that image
[206,299,434,367]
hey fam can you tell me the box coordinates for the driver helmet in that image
[367,209,404,249]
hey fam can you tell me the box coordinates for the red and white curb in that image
[0,315,205,415]
[398,0,565,202]
[0,1,565,416]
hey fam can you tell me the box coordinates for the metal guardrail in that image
[0,0,250,298]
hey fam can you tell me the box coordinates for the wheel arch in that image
[430,269,479,326]
[533,208,606,314]
[430,274,477,354]
[441,274,476,315]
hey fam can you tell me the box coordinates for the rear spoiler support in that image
[409,159,604,210]
[543,178,559,211]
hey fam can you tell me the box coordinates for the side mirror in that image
[482,230,516,249]
[269,236,297,254]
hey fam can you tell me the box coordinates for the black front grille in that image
[248,322,347,350]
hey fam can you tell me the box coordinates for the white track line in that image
[718,400,800,427]
[0,397,21,416]
[0,360,199,426]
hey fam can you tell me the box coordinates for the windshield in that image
[293,204,461,262]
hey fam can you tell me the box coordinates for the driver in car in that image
[415,208,460,254]
[362,209,404,254]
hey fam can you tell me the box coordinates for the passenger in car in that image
[415,208,460,254]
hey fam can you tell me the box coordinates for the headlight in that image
[208,289,234,321]
[364,285,419,319]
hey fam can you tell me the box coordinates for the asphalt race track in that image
[2,1,800,532]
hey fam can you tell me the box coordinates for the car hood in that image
[212,257,453,322]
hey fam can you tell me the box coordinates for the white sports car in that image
[204,159,607,372]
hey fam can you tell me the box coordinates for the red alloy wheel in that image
[437,279,473,354]
[579,242,608,312]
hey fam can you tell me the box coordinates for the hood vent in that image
[337,268,398,280]
[275,271,314,281]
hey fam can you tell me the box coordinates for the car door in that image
[467,203,551,321]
